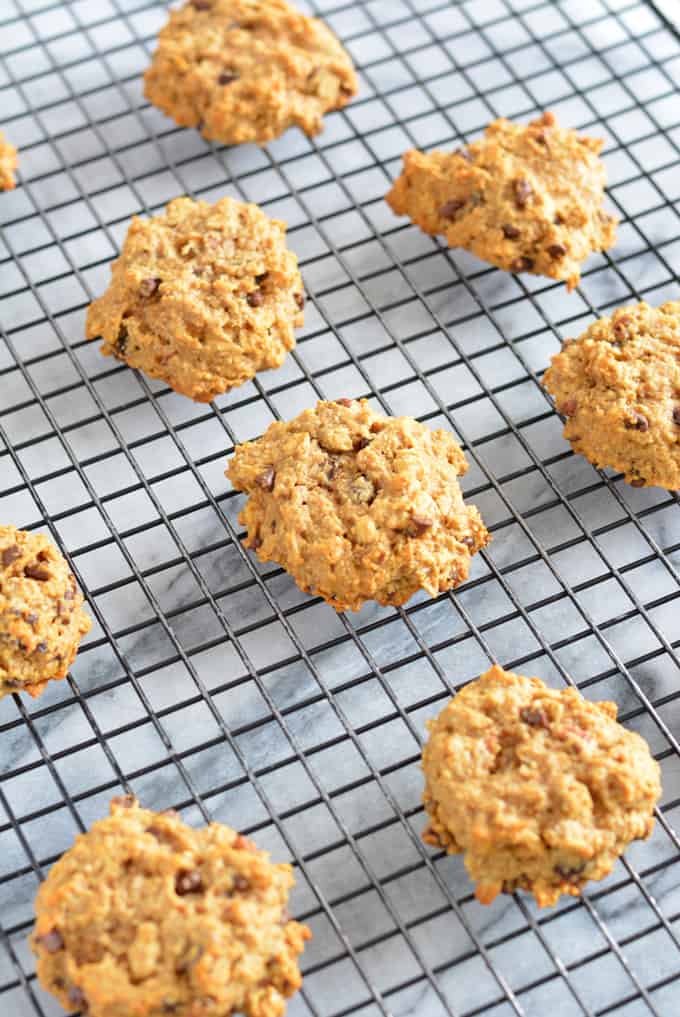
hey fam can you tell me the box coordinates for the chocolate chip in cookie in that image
[513,177,532,209]
[1,545,21,567]
[175,869,204,895]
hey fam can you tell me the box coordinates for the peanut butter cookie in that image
[423,665,660,908]
[226,399,489,612]
[0,130,17,190]
[32,797,311,1017]
[0,525,91,698]
[86,196,304,403]
[144,0,358,146]
[386,111,617,290]
[543,301,680,489]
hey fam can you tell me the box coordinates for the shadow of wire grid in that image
[1,0,680,1014]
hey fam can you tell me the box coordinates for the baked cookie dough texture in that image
[227,399,489,612]
[144,0,358,145]
[86,196,304,403]
[544,300,680,490]
[0,130,17,190]
[0,526,91,698]
[31,797,310,1017]
[386,111,617,290]
[423,665,660,908]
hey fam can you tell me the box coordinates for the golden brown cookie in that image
[0,525,91,698]
[144,0,358,146]
[422,665,661,908]
[226,399,489,612]
[543,301,680,489]
[31,796,311,1017]
[86,196,304,403]
[386,111,617,291]
[0,130,17,190]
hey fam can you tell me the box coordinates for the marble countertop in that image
[1,1,680,1015]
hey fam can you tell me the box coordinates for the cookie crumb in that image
[0,130,17,190]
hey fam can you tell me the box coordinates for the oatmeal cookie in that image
[32,796,310,1017]
[86,196,304,403]
[543,301,680,489]
[226,399,489,612]
[422,665,661,908]
[144,0,358,146]
[0,130,17,190]
[0,525,91,698]
[386,111,617,290]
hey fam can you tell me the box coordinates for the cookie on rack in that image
[386,111,617,291]
[31,796,311,1017]
[543,300,680,489]
[0,130,17,190]
[226,398,489,612]
[422,664,661,908]
[144,0,358,146]
[86,196,304,403]
[0,525,91,698]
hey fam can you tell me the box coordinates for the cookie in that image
[31,796,311,1017]
[86,196,304,403]
[422,665,661,908]
[543,301,680,489]
[386,111,617,291]
[144,0,358,146]
[0,526,91,698]
[0,130,17,190]
[226,399,489,612]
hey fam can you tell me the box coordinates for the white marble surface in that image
[1,0,680,1015]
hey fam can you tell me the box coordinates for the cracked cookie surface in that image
[0,130,17,190]
[0,525,91,698]
[543,300,680,489]
[86,196,304,403]
[144,0,357,145]
[386,111,617,290]
[422,665,660,908]
[226,399,489,612]
[32,797,310,1017]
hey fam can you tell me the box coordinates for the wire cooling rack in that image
[1,0,680,1015]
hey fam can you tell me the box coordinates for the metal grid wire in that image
[1,0,680,1014]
